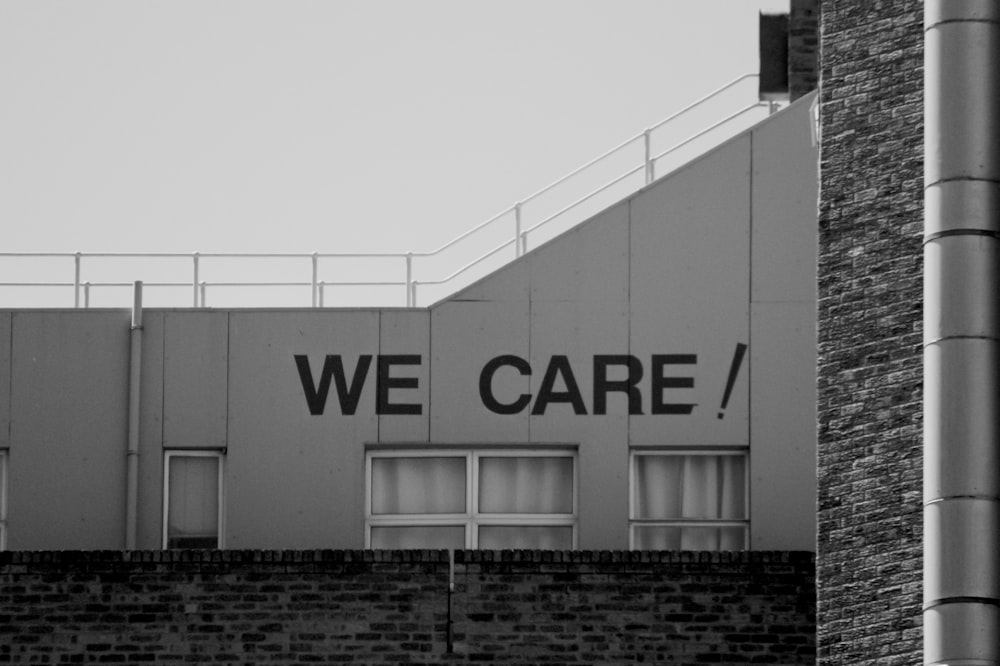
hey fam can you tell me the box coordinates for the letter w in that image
[294,355,373,415]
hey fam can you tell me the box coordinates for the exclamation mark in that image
[717,343,747,419]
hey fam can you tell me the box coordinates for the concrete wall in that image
[0,94,817,553]
[749,97,818,551]
[0,549,816,664]
[447,93,818,551]
[8,311,130,550]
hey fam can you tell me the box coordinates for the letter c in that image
[479,355,532,414]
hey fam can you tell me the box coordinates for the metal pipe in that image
[645,72,758,134]
[125,281,143,549]
[525,163,644,235]
[924,3,1000,664]
[317,281,402,289]
[311,253,318,308]
[652,103,768,164]
[514,203,522,258]
[421,238,517,285]
[192,253,200,307]
[447,549,455,653]
[419,206,513,257]
[405,253,413,307]
[0,72,764,309]
[73,252,81,308]
[643,129,653,185]
[420,75,758,258]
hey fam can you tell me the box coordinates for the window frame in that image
[365,448,578,549]
[628,448,749,550]
[162,450,225,549]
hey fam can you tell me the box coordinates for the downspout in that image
[125,281,143,549]
[923,3,1000,664]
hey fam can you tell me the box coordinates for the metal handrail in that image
[0,74,776,309]
[526,163,646,236]
[652,102,766,166]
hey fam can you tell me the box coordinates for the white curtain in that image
[479,525,573,549]
[478,456,573,514]
[371,456,466,514]
[370,455,574,549]
[478,456,573,549]
[634,525,745,550]
[633,454,745,550]
[167,455,219,547]
[370,525,465,549]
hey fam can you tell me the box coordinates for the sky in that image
[0,0,789,307]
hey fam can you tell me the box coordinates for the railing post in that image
[0,74,767,311]
[192,252,200,307]
[311,252,318,308]
[644,129,653,185]
[405,253,413,307]
[74,252,81,308]
[514,203,523,258]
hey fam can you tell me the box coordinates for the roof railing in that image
[0,74,778,309]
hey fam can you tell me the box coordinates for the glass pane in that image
[370,525,465,549]
[167,456,219,548]
[479,457,573,514]
[632,525,746,551]
[633,454,745,520]
[372,457,466,515]
[478,525,573,550]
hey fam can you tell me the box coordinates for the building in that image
[0,7,824,663]
[10,0,986,660]
[0,93,817,555]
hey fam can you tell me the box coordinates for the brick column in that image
[789,0,819,101]
[817,0,924,663]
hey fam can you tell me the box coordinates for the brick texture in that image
[0,550,815,664]
[789,0,819,101]
[817,1,923,664]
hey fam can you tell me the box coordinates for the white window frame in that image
[0,450,7,551]
[628,449,749,550]
[162,450,225,549]
[365,448,578,549]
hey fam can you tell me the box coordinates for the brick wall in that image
[817,1,923,664]
[0,550,815,664]
[789,0,819,101]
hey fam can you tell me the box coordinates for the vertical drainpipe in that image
[924,2,1000,664]
[125,281,143,550]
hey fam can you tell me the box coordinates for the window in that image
[163,451,224,549]
[630,450,748,550]
[366,449,577,549]
[0,450,7,551]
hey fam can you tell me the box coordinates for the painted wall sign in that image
[294,344,746,418]
[294,354,421,415]
[478,354,695,415]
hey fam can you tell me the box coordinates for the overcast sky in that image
[0,0,789,306]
